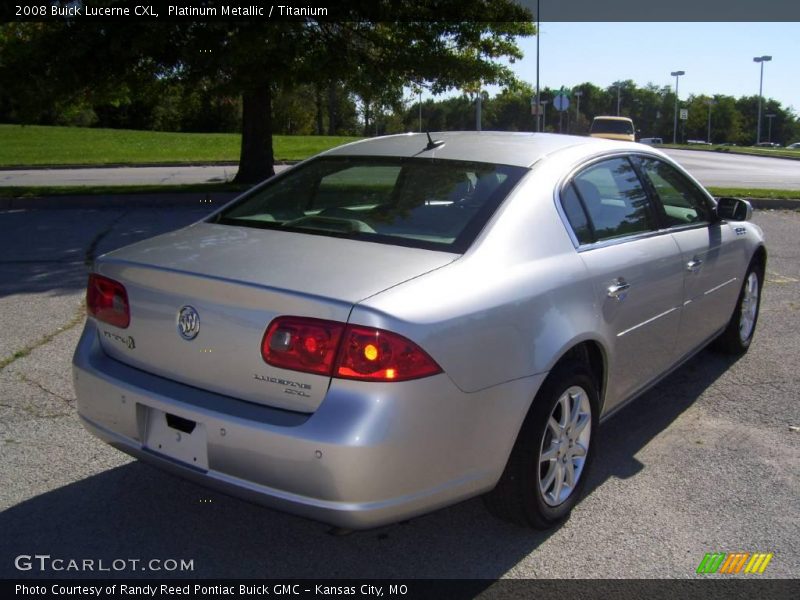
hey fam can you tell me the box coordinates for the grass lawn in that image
[0,124,362,166]
[706,187,800,200]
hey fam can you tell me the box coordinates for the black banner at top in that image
[3,0,800,23]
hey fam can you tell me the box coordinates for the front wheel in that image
[713,263,762,355]
[485,360,599,529]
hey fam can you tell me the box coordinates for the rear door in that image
[560,156,685,410]
[634,157,744,353]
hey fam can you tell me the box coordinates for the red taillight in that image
[261,317,344,376]
[261,317,442,382]
[335,325,442,381]
[86,274,130,328]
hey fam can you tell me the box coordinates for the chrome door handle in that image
[607,279,630,300]
[686,258,703,272]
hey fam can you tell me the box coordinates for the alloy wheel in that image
[538,385,592,507]
[738,272,760,344]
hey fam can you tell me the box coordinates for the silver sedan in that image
[73,132,766,529]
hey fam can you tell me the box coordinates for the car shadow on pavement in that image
[0,348,741,580]
[587,348,741,488]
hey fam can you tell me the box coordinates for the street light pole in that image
[574,90,583,133]
[753,55,772,144]
[671,70,685,145]
[616,86,621,116]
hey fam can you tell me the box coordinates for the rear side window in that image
[560,183,593,245]
[214,157,526,253]
[562,157,656,244]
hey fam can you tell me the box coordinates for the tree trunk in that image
[234,83,274,184]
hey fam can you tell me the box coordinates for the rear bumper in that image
[73,320,544,529]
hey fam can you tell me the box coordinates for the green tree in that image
[0,4,534,182]
[571,83,611,130]
[489,84,535,131]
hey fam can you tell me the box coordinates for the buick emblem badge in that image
[177,305,200,340]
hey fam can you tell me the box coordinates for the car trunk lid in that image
[92,222,457,412]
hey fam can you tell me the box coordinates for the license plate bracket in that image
[143,407,209,471]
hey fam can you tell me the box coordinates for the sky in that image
[482,22,799,112]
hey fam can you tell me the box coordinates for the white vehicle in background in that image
[589,116,636,142]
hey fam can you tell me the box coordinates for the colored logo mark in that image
[696,552,774,574]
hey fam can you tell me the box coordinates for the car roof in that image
[321,131,623,168]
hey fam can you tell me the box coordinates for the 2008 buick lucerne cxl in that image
[73,132,766,529]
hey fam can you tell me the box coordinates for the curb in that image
[745,198,800,210]
[0,192,241,210]
[0,160,300,171]
[1,193,798,212]
[662,146,800,162]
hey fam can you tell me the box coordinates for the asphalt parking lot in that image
[0,203,798,579]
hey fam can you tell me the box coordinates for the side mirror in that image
[716,197,753,221]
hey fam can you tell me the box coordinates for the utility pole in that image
[671,70,685,145]
[535,0,541,132]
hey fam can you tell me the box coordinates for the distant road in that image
[0,150,798,190]
[0,164,290,187]
[662,149,800,190]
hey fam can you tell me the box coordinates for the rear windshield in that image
[591,119,634,135]
[212,157,526,252]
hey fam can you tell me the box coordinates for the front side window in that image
[214,157,526,252]
[635,157,712,226]
[565,157,656,243]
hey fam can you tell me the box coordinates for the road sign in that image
[680,108,688,120]
[554,93,570,112]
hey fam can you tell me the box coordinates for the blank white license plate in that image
[144,407,209,470]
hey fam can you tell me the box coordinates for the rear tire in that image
[484,359,599,529]
[712,262,762,355]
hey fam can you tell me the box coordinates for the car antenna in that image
[425,132,444,151]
